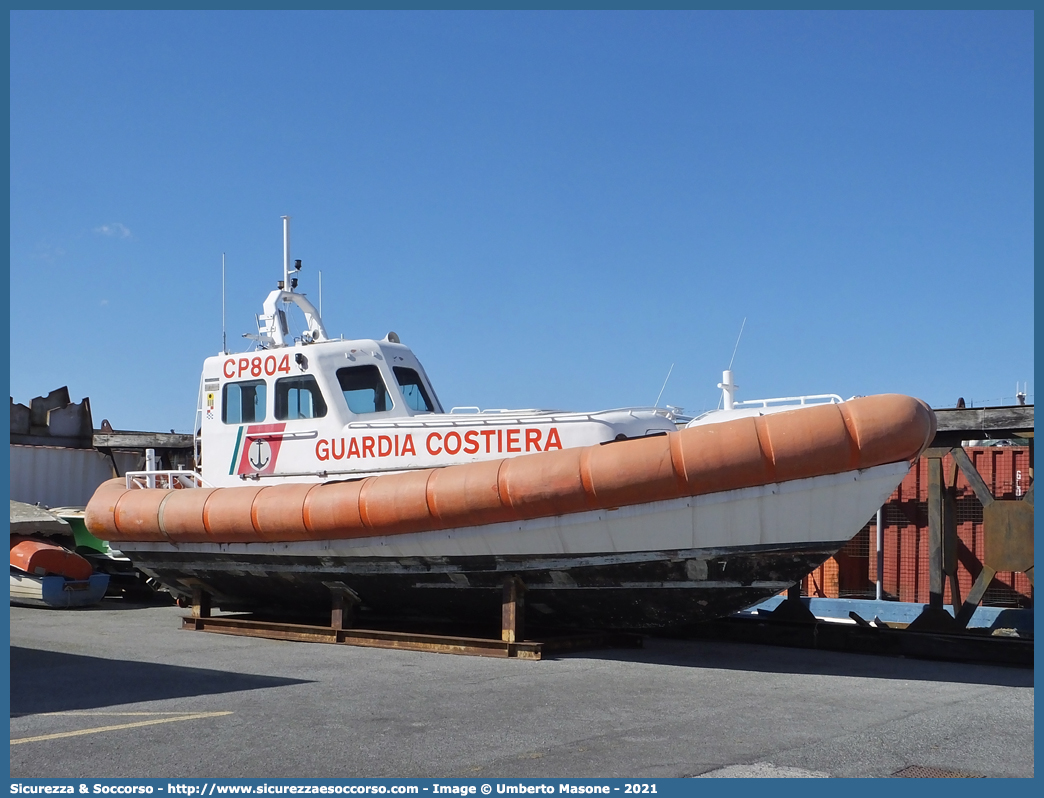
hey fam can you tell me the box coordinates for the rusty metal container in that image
[804,446,1033,608]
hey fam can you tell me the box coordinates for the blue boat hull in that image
[10,570,109,608]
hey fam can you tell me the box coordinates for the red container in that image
[804,446,1033,608]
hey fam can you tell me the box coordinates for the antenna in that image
[728,317,746,371]
[654,363,674,408]
[319,269,323,318]
[282,215,291,292]
[717,318,746,410]
[221,252,227,355]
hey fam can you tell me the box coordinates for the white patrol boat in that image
[85,218,936,630]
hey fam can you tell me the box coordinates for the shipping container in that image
[803,446,1033,608]
[9,444,123,508]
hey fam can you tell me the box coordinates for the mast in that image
[222,252,227,354]
[282,215,292,292]
[720,370,737,411]
[249,215,328,348]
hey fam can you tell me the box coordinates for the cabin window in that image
[222,380,267,424]
[337,365,391,414]
[275,375,328,420]
[393,367,434,413]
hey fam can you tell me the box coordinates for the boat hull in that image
[114,461,909,628]
[10,537,94,581]
[121,542,840,629]
[9,570,110,609]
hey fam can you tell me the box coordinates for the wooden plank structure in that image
[93,431,195,450]
[738,404,1033,647]
[93,429,195,474]
[930,405,1035,448]
[907,405,1033,632]
[182,579,643,660]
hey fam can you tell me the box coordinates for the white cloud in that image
[94,223,132,238]
[99,299,109,306]
[32,244,66,262]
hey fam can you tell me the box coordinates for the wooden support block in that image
[323,581,361,630]
[501,576,527,643]
[191,585,211,619]
[331,593,348,631]
[181,614,640,660]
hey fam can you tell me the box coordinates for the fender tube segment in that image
[86,394,936,545]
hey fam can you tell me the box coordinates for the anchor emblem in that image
[248,438,272,471]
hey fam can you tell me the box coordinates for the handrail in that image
[688,394,844,425]
[193,371,206,471]
[126,470,213,490]
[733,394,844,409]
[348,406,677,429]
[450,407,547,415]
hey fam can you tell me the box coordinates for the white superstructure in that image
[196,218,678,487]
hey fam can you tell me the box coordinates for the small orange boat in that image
[9,537,109,609]
[10,537,93,581]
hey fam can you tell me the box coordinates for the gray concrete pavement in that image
[9,601,1034,779]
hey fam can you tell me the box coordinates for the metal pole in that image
[875,507,884,601]
[145,448,157,490]
[221,252,226,355]
[721,370,735,410]
[282,215,291,291]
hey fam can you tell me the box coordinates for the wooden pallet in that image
[181,580,643,660]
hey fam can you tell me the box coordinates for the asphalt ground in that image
[9,600,1034,779]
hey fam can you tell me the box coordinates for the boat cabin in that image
[195,219,678,487]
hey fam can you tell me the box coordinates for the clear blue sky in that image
[10,10,1034,433]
